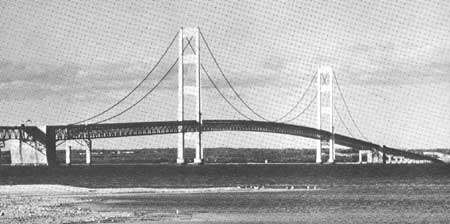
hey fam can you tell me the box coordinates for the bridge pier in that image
[86,139,92,165]
[358,150,373,163]
[358,150,363,163]
[386,155,393,164]
[65,145,71,165]
[194,132,203,164]
[372,151,380,163]
[316,139,322,163]
[391,156,400,164]
[177,132,185,164]
[46,126,57,167]
[328,135,335,163]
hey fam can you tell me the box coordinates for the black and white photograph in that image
[0,0,449,223]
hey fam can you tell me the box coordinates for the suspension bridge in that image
[0,27,443,166]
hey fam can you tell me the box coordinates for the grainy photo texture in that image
[0,1,449,223]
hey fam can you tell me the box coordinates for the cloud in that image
[334,40,450,86]
[0,59,181,101]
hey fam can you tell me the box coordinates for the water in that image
[22,164,442,223]
[80,184,450,223]
[2,164,449,223]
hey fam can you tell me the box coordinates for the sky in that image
[0,0,449,150]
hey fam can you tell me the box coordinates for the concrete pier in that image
[7,140,47,166]
[65,145,71,165]
[86,139,92,165]
[358,150,373,164]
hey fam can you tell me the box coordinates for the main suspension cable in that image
[275,74,317,122]
[69,32,179,125]
[199,30,272,121]
[94,59,177,124]
[199,29,316,122]
[333,103,354,137]
[201,64,254,120]
[283,93,317,123]
[333,73,368,140]
[183,37,253,120]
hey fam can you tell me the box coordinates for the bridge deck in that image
[42,120,441,164]
[1,121,440,165]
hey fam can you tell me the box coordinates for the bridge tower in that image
[177,27,203,164]
[316,66,335,163]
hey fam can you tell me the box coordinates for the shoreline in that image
[0,184,320,196]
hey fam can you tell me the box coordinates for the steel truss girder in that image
[0,126,46,145]
[49,120,377,150]
[42,120,441,163]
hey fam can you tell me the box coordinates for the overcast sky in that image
[1,0,449,149]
